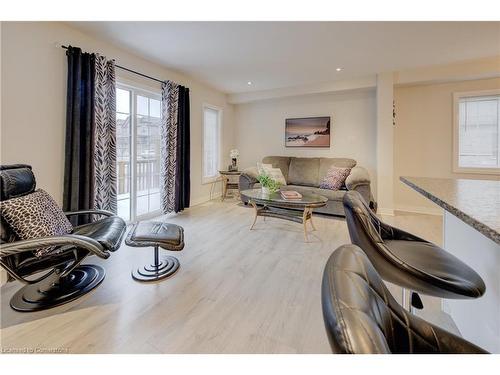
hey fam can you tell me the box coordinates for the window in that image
[116,84,162,221]
[202,105,222,183]
[453,90,500,174]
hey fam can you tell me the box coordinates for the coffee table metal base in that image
[249,201,317,242]
[132,245,180,282]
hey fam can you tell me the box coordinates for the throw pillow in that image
[319,167,351,191]
[266,167,287,186]
[257,163,287,186]
[257,162,273,175]
[0,189,73,256]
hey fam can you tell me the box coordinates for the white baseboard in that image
[395,205,443,216]
[190,192,222,207]
[377,207,395,216]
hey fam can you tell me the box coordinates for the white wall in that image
[233,89,377,194]
[394,77,500,214]
[376,73,394,214]
[0,22,235,207]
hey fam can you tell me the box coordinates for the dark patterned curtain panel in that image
[63,47,96,224]
[93,55,117,213]
[160,81,191,213]
[63,46,117,223]
[175,86,190,212]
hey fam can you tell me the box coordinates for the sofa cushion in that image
[266,168,287,186]
[257,163,287,186]
[318,158,356,182]
[257,162,272,175]
[287,185,346,202]
[313,188,346,202]
[288,157,320,187]
[262,156,291,182]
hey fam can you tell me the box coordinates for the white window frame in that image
[453,89,500,175]
[116,82,162,222]
[202,104,223,184]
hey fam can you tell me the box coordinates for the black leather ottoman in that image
[125,221,185,282]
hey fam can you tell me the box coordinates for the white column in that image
[376,73,394,215]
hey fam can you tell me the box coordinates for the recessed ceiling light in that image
[336,67,343,72]
[247,81,252,85]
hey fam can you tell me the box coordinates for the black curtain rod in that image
[61,45,166,84]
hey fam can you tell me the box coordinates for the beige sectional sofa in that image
[239,156,376,216]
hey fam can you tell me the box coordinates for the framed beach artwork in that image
[285,116,331,147]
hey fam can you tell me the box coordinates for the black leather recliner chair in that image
[342,191,485,302]
[321,244,487,354]
[0,164,126,312]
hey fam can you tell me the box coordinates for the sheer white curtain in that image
[203,107,220,182]
[459,95,500,168]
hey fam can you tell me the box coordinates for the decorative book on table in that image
[280,190,302,200]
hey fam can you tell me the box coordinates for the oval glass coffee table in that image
[240,188,328,242]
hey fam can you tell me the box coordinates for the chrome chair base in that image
[10,265,105,312]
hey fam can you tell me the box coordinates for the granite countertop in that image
[400,176,500,245]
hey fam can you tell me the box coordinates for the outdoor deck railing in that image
[117,158,160,195]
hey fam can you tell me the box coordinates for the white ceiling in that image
[69,22,500,94]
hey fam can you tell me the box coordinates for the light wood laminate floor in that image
[0,200,446,354]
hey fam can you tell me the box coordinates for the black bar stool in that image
[342,191,485,309]
[321,244,487,354]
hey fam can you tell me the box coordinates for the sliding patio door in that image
[116,84,162,221]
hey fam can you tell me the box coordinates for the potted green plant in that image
[257,173,282,195]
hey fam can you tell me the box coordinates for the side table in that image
[219,170,242,201]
